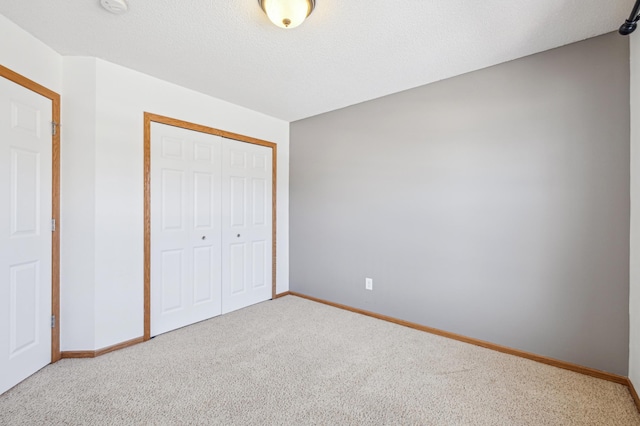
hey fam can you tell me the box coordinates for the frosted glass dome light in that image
[259,0,315,29]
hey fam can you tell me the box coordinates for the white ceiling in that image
[0,0,633,122]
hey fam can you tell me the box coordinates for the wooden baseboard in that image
[57,292,638,409]
[60,351,95,359]
[95,336,144,356]
[287,291,628,386]
[60,336,144,359]
[627,378,640,413]
[61,293,292,359]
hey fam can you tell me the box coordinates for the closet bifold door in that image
[220,139,273,314]
[150,122,223,337]
[149,122,273,337]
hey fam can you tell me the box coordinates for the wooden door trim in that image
[143,112,278,341]
[0,64,61,363]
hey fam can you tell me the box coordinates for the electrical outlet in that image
[365,277,373,291]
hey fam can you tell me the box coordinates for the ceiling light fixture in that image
[258,0,315,29]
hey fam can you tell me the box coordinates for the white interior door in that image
[221,140,272,314]
[0,76,52,394]
[150,123,223,336]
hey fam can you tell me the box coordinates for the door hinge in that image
[51,218,56,232]
[51,315,56,328]
[51,121,59,136]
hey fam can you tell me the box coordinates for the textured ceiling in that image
[0,0,633,121]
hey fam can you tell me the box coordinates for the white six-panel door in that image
[221,140,272,314]
[150,123,223,336]
[0,76,52,394]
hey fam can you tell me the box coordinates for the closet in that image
[150,122,272,337]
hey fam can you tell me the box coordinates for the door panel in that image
[230,176,246,227]
[230,149,247,169]
[11,149,40,235]
[160,249,184,313]
[1,76,52,395]
[161,136,183,159]
[252,178,266,226]
[10,261,39,355]
[230,243,246,295]
[161,169,184,231]
[193,246,214,304]
[194,142,213,162]
[222,141,272,314]
[150,123,223,337]
[194,172,214,229]
[252,241,267,288]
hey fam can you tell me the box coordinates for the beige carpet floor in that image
[0,295,638,425]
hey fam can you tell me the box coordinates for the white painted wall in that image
[60,57,98,350]
[0,15,96,351]
[630,33,640,388]
[61,57,290,350]
[91,59,289,349]
[0,14,62,92]
[1,15,290,352]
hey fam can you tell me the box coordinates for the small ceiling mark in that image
[100,0,129,15]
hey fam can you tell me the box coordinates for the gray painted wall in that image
[289,32,630,375]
